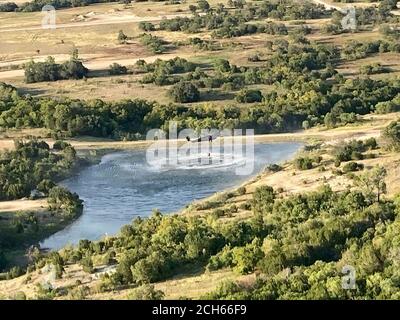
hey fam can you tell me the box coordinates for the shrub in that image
[118,30,128,44]
[24,55,88,83]
[0,2,17,12]
[239,202,251,210]
[168,81,200,103]
[383,120,400,151]
[252,185,275,214]
[360,63,388,75]
[211,208,225,219]
[294,157,313,170]
[127,284,165,300]
[232,239,263,274]
[364,138,378,150]
[53,140,71,150]
[80,256,94,274]
[140,33,166,54]
[342,162,364,173]
[267,164,282,172]
[138,22,156,32]
[236,186,246,196]
[109,63,128,75]
[236,89,263,103]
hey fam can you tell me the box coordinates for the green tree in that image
[252,185,275,214]
[355,165,387,203]
[382,120,400,151]
[127,284,165,300]
[118,30,128,44]
[168,81,200,103]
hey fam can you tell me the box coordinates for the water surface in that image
[41,142,301,249]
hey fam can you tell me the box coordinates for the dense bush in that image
[140,34,166,54]
[24,55,88,83]
[235,89,263,103]
[127,284,165,300]
[383,120,400,151]
[138,22,156,32]
[342,161,364,173]
[0,140,79,200]
[294,157,313,170]
[16,0,120,12]
[342,40,400,61]
[48,186,83,218]
[360,63,388,75]
[52,140,71,150]
[0,2,17,11]
[333,139,377,162]
[168,82,200,103]
[109,63,128,76]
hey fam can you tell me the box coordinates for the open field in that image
[0,199,47,213]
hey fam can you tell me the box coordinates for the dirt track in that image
[0,12,191,33]
[0,51,196,79]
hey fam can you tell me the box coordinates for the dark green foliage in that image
[252,185,275,214]
[17,0,119,12]
[342,40,400,61]
[197,0,210,12]
[52,140,71,150]
[137,57,196,86]
[48,186,83,218]
[118,30,128,44]
[0,140,78,200]
[267,164,282,172]
[37,179,56,195]
[0,2,17,11]
[332,140,372,163]
[157,0,327,37]
[138,22,156,32]
[127,284,165,300]
[80,255,94,273]
[294,157,313,170]
[235,89,263,103]
[342,162,364,173]
[360,63,389,75]
[169,82,200,103]
[2,41,400,139]
[140,33,166,54]
[24,56,88,83]
[205,181,400,299]
[109,63,128,76]
[382,120,400,151]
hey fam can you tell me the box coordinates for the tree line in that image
[0,139,80,200]
[0,0,121,12]
[24,53,88,83]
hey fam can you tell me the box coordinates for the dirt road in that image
[0,12,191,33]
[0,51,196,79]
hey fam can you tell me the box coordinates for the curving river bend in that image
[41,142,302,250]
